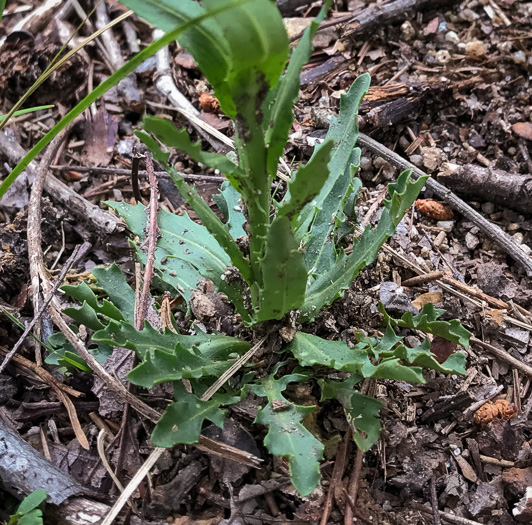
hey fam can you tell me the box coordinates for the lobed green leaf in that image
[252,373,323,496]
[303,156,362,275]
[255,215,307,322]
[380,302,471,348]
[151,389,237,446]
[320,378,383,451]
[288,332,425,383]
[93,319,249,361]
[296,73,371,236]
[264,0,332,176]
[214,181,247,240]
[127,345,232,388]
[301,169,427,321]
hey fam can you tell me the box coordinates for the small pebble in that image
[512,122,532,142]
[437,220,454,232]
[459,8,478,22]
[445,31,460,44]
[482,239,493,251]
[435,49,451,64]
[434,230,447,247]
[382,501,393,512]
[421,146,443,171]
[373,157,392,170]
[117,139,135,156]
[409,154,423,166]
[318,95,330,108]
[512,232,524,244]
[401,20,416,41]
[513,51,526,65]
[399,136,410,150]
[507,223,521,231]
[481,201,494,214]
[465,40,488,57]
[465,232,480,250]
[359,156,372,170]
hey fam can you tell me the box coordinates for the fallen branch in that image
[290,0,462,42]
[0,419,110,525]
[358,133,532,276]
[0,130,121,236]
[50,165,225,183]
[439,162,532,215]
[0,419,85,504]
[411,502,484,525]
[471,337,532,378]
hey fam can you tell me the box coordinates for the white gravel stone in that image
[512,232,524,245]
[465,232,480,251]
[437,220,454,232]
[445,31,460,44]
[435,50,451,64]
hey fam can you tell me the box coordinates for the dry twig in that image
[0,242,90,374]
[320,428,351,525]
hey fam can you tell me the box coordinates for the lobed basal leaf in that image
[252,373,324,496]
[379,302,471,348]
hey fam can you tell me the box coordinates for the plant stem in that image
[235,80,271,306]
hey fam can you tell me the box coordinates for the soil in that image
[1,1,532,524]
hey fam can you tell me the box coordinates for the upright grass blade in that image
[0,9,133,134]
[0,0,253,200]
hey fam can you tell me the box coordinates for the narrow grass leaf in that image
[0,0,251,199]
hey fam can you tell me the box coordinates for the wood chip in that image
[412,291,443,310]
[512,122,532,141]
